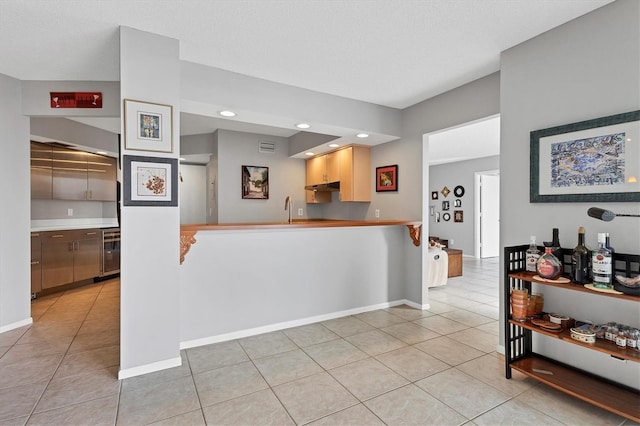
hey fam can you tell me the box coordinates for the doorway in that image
[475,170,500,258]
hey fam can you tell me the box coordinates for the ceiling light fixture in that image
[96,151,107,155]
[356,133,369,138]
[296,123,311,129]
[219,110,236,117]
[329,143,340,148]
[305,152,314,156]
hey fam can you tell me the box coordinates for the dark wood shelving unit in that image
[504,245,640,423]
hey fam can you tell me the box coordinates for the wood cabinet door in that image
[87,154,117,200]
[30,142,53,199]
[306,155,326,185]
[325,151,340,182]
[52,147,89,200]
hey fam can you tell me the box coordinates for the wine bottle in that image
[551,228,562,263]
[592,233,613,288]
[571,227,590,284]
[526,236,540,272]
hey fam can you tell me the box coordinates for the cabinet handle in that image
[85,232,97,236]
[31,233,40,238]
[31,260,40,265]
[51,234,64,238]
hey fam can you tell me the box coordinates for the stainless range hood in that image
[304,181,340,191]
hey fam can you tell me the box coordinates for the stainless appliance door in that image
[101,228,120,276]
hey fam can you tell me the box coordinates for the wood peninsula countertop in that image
[179,219,423,264]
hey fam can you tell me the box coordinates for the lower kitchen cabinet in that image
[31,232,42,296]
[41,229,101,290]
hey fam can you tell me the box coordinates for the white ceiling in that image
[1,0,612,162]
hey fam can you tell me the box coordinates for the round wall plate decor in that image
[453,185,465,197]
[443,212,451,221]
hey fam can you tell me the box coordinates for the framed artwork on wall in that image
[123,155,178,206]
[454,210,464,222]
[376,165,398,192]
[242,165,269,199]
[124,99,174,153]
[530,110,640,202]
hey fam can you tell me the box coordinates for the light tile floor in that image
[0,257,635,425]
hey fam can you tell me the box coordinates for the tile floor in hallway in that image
[0,257,635,425]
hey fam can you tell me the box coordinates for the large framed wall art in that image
[123,155,178,206]
[530,110,640,203]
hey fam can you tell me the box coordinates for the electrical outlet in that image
[298,208,303,216]
[375,209,380,218]
[67,208,73,216]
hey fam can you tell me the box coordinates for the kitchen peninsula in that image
[178,219,423,349]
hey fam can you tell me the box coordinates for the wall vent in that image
[258,141,276,154]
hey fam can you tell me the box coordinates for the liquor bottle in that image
[592,232,613,288]
[537,247,563,279]
[543,228,563,267]
[571,227,590,284]
[526,236,540,272]
[605,233,615,255]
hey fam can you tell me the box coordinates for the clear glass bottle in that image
[592,232,613,289]
[571,227,590,284]
[526,236,540,272]
[537,247,563,279]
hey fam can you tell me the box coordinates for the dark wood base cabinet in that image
[504,245,640,423]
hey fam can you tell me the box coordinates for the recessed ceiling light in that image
[219,110,236,117]
[96,151,107,155]
[356,133,369,138]
[305,152,314,156]
[296,123,311,129]
[329,143,339,148]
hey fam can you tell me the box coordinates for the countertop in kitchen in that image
[31,218,119,232]
[181,219,420,232]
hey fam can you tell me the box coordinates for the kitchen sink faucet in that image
[284,196,293,224]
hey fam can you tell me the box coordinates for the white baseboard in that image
[180,299,416,350]
[496,344,505,355]
[118,356,182,380]
[0,317,33,334]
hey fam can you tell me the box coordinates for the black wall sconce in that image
[587,207,640,221]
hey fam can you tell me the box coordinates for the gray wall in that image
[0,73,31,331]
[429,155,500,254]
[500,0,639,388]
[30,117,119,155]
[216,129,307,223]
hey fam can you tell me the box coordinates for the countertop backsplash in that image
[31,218,119,232]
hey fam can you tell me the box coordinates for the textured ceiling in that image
[0,0,612,109]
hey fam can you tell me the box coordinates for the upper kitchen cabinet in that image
[338,145,371,202]
[30,142,53,199]
[31,142,117,201]
[305,145,371,203]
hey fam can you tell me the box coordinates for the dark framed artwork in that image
[123,155,178,206]
[443,212,451,222]
[431,191,439,200]
[376,165,398,192]
[442,201,450,211]
[530,110,640,202]
[454,210,464,223]
[242,165,269,199]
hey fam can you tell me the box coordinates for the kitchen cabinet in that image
[41,229,101,290]
[30,142,53,199]
[51,146,117,201]
[30,142,117,201]
[337,145,371,202]
[31,232,42,296]
[504,245,640,422]
[305,145,371,203]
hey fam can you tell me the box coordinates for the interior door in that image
[480,172,500,258]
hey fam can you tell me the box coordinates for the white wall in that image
[179,164,207,224]
[0,74,31,332]
[429,155,500,254]
[119,27,182,378]
[500,0,640,388]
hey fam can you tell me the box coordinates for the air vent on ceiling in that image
[258,141,275,154]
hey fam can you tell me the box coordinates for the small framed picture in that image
[376,165,398,192]
[435,212,441,222]
[442,201,450,211]
[443,212,451,221]
[430,205,435,216]
[124,99,173,153]
[454,210,464,223]
[431,191,439,200]
[123,155,178,206]
[454,199,462,208]
[242,165,269,199]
